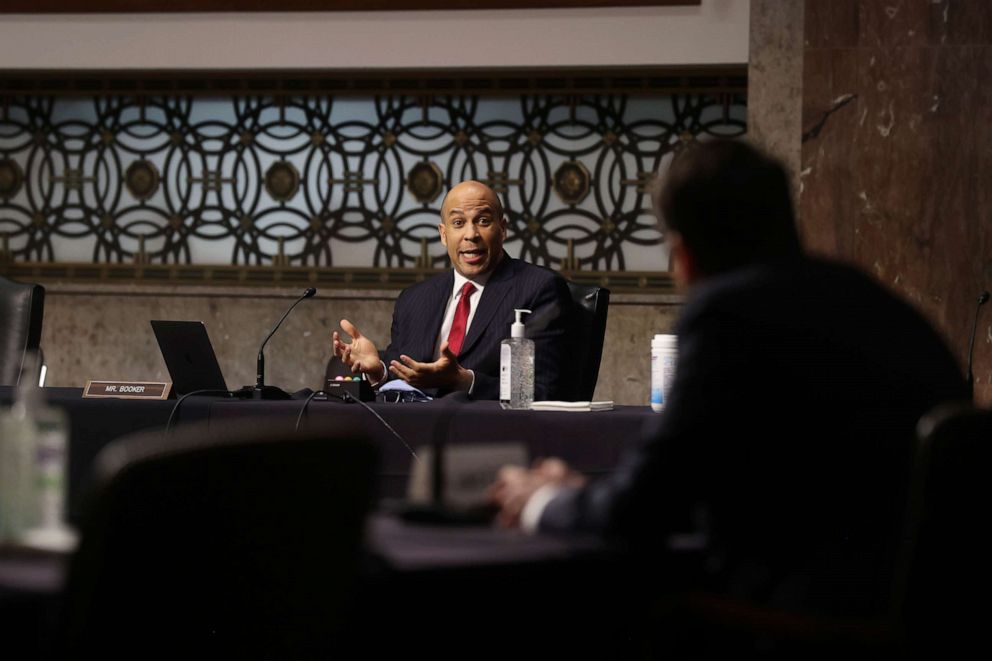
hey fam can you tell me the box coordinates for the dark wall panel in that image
[801,0,992,403]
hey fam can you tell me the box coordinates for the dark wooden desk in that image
[0,391,664,654]
[0,387,656,523]
[0,515,635,655]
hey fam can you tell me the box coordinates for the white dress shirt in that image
[520,484,563,534]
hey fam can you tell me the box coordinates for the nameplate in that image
[408,443,528,509]
[83,380,172,400]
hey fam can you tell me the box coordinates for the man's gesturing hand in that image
[388,341,473,391]
[332,319,385,382]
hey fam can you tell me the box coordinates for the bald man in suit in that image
[332,180,571,400]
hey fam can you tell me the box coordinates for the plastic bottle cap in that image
[651,334,678,350]
[511,309,532,338]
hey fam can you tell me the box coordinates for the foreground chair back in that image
[0,275,44,386]
[648,402,991,654]
[62,420,377,656]
[901,404,992,654]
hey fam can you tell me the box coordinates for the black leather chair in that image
[0,275,45,386]
[565,282,610,401]
[901,403,992,654]
[643,402,991,655]
[61,420,377,656]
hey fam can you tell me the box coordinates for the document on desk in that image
[529,401,614,412]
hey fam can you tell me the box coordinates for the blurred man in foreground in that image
[491,139,967,615]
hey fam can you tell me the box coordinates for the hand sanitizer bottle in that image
[500,309,535,410]
[0,391,39,542]
[0,352,73,548]
[0,354,44,541]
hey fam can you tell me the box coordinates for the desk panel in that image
[1,387,655,520]
[206,398,652,499]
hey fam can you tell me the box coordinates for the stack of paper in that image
[530,401,614,412]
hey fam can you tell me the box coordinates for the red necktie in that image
[446,282,476,356]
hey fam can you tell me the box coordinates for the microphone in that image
[967,290,990,398]
[430,390,470,505]
[397,390,497,526]
[246,287,317,400]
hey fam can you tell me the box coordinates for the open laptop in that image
[150,320,228,397]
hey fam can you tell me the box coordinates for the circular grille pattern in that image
[124,159,160,201]
[0,93,746,269]
[0,158,24,198]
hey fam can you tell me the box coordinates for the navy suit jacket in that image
[539,257,967,614]
[384,255,571,400]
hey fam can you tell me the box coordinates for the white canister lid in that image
[651,334,678,350]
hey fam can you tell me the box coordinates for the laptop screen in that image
[150,320,228,396]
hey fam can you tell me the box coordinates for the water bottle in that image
[650,334,678,412]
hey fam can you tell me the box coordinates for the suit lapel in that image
[459,256,514,357]
[420,270,453,360]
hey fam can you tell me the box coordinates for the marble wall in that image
[801,0,992,403]
[747,0,805,190]
[38,283,681,405]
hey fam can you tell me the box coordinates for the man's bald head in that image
[441,180,504,223]
[438,180,508,278]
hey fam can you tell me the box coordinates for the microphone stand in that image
[430,391,470,505]
[243,287,317,400]
[398,391,497,525]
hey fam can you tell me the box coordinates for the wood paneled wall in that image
[801,0,992,403]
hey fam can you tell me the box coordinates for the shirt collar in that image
[452,268,491,296]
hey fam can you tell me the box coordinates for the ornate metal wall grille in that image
[0,92,745,282]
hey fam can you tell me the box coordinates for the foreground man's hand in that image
[489,458,587,529]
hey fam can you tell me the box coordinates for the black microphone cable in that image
[164,389,235,436]
[294,389,326,433]
[312,390,418,461]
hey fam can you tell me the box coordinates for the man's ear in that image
[438,222,447,247]
[668,233,702,287]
